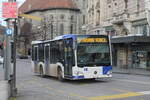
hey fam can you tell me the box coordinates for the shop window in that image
[133,24,149,36]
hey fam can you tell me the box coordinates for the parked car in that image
[19,55,28,59]
[0,56,4,64]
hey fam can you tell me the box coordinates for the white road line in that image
[114,79,150,85]
[138,91,150,95]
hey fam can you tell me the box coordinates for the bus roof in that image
[52,34,108,41]
[53,34,76,41]
[31,34,109,44]
[31,41,43,44]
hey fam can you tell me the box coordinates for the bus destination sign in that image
[78,38,107,43]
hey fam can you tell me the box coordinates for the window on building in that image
[83,15,85,24]
[60,14,65,20]
[96,10,100,26]
[50,15,53,20]
[50,24,53,39]
[71,15,74,21]
[70,24,73,34]
[133,24,149,36]
[97,30,100,35]
[60,23,64,35]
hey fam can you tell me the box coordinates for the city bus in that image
[31,34,112,81]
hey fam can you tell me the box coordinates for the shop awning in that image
[111,36,150,43]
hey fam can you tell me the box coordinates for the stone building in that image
[86,0,109,35]
[73,0,88,34]
[19,0,81,40]
[86,0,150,69]
[18,0,83,55]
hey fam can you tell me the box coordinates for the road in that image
[1,59,150,100]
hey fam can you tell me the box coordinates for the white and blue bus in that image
[31,34,112,81]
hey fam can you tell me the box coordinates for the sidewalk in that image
[0,81,10,100]
[113,67,150,76]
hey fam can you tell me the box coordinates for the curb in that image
[0,81,10,100]
[113,71,150,76]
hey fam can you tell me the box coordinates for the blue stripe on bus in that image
[62,34,76,40]
[72,76,84,79]
[103,66,112,75]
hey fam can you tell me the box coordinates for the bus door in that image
[64,39,73,77]
[44,44,50,75]
[33,46,38,73]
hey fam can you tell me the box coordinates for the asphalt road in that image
[1,59,150,100]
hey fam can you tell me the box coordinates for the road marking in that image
[111,88,131,93]
[10,97,16,100]
[56,90,65,93]
[45,87,53,90]
[88,92,143,100]
[138,91,150,95]
[69,93,87,99]
[79,83,89,85]
[114,79,150,85]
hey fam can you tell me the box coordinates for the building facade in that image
[73,0,88,34]
[18,0,82,55]
[19,0,81,40]
[86,0,150,69]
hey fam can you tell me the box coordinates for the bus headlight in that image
[107,71,112,75]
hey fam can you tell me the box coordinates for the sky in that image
[0,0,25,26]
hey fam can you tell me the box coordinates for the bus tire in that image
[58,68,64,81]
[40,66,45,78]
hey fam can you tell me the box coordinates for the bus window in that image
[50,41,61,63]
[32,46,34,60]
[45,45,49,60]
[34,47,38,61]
[38,44,44,61]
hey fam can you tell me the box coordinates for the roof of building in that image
[19,0,79,14]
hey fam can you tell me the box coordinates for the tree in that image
[19,22,35,55]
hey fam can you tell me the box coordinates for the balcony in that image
[112,13,128,24]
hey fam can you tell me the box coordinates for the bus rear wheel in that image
[40,67,45,78]
[58,68,64,81]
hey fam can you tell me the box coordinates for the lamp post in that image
[11,0,18,97]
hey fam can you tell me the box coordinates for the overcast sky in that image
[0,0,25,26]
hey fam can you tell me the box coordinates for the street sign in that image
[5,28,13,35]
[2,2,18,18]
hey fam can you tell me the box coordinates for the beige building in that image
[87,0,150,69]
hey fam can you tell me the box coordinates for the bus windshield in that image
[77,43,110,67]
